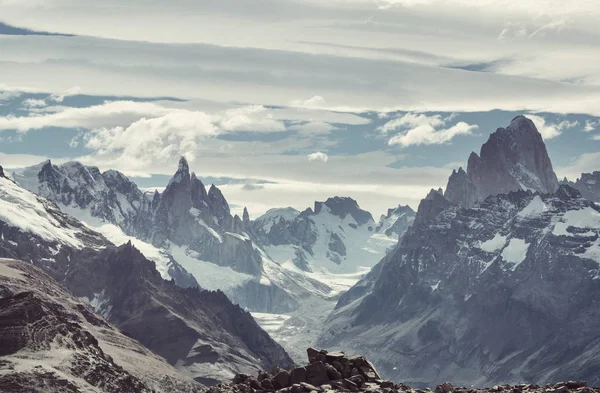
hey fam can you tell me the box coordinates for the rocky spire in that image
[444,167,478,208]
[413,189,454,227]
[445,116,559,207]
[0,165,4,178]
[190,172,208,209]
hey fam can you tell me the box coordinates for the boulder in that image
[306,361,329,386]
[274,370,291,389]
[291,367,308,385]
[325,364,342,381]
[261,379,275,391]
[436,382,454,393]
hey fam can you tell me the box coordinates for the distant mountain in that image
[375,205,416,239]
[0,21,74,36]
[252,197,396,275]
[0,171,292,384]
[13,159,399,315]
[562,172,600,202]
[0,258,202,393]
[318,118,600,387]
[445,116,559,207]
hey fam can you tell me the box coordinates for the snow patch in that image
[501,238,529,270]
[479,233,507,252]
[553,207,600,236]
[61,205,173,280]
[518,195,547,218]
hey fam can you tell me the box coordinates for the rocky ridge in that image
[206,349,598,393]
[0,258,203,393]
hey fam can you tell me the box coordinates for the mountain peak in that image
[314,196,373,225]
[0,165,4,178]
[178,156,189,173]
[445,116,559,207]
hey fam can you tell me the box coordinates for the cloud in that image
[525,115,578,140]
[0,152,51,169]
[0,101,170,132]
[290,96,327,109]
[21,98,47,108]
[381,113,477,147]
[584,120,599,132]
[289,121,338,135]
[378,113,446,134]
[307,152,328,162]
[212,105,286,132]
[241,182,265,191]
[556,152,600,181]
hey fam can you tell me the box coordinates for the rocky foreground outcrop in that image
[205,349,598,393]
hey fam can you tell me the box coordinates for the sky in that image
[1,0,599,218]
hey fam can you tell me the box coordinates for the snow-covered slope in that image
[319,185,600,387]
[375,205,416,240]
[0,171,293,384]
[253,197,396,276]
[0,258,203,393]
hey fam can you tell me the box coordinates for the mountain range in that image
[318,116,600,386]
[1,115,599,390]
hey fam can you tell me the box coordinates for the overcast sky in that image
[1,0,599,217]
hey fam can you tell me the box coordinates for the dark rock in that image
[305,361,329,386]
[436,383,454,393]
[566,382,587,389]
[274,370,291,389]
[290,367,308,384]
[250,379,263,390]
[348,375,365,387]
[261,379,275,391]
[326,364,343,381]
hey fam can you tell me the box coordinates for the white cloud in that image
[525,115,578,140]
[289,121,338,134]
[556,152,600,181]
[378,113,446,134]
[0,101,170,132]
[291,96,327,109]
[0,152,51,169]
[380,113,477,147]
[21,98,47,108]
[584,120,599,132]
[307,152,328,162]
[212,105,286,132]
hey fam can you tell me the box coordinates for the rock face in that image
[375,205,416,239]
[563,172,600,202]
[445,116,560,207]
[0,175,293,384]
[0,258,203,393]
[319,185,600,386]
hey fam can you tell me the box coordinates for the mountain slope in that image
[319,185,600,387]
[0,258,202,393]
[445,116,559,207]
[0,170,293,384]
